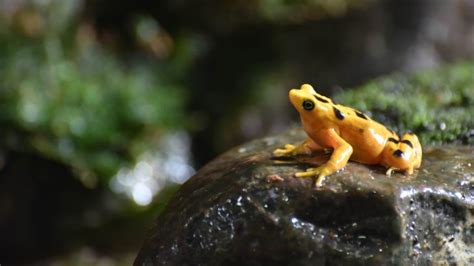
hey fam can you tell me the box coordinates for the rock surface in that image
[135,130,473,265]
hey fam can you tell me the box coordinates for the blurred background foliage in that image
[0,0,472,264]
[0,0,190,187]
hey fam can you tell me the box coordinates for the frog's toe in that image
[315,175,326,187]
[295,171,316,178]
[386,167,395,176]
[273,148,290,156]
[295,165,333,187]
[273,144,295,156]
[295,168,319,177]
[386,166,413,176]
[273,149,286,156]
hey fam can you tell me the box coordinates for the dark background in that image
[0,0,473,264]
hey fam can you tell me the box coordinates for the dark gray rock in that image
[135,130,473,265]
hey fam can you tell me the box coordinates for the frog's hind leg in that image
[381,132,422,175]
[402,132,422,168]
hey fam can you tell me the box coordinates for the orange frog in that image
[274,84,422,187]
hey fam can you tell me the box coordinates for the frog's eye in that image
[302,100,315,111]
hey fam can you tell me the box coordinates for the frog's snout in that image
[289,88,298,98]
[289,89,302,107]
[289,84,315,106]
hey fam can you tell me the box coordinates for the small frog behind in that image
[274,84,422,187]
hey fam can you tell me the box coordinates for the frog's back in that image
[333,104,395,164]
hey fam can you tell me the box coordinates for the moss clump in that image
[0,2,190,186]
[335,61,474,145]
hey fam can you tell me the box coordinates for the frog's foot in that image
[386,167,413,176]
[386,167,396,176]
[295,167,318,178]
[295,165,332,187]
[273,144,296,156]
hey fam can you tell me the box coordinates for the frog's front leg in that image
[296,129,353,187]
[273,138,323,156]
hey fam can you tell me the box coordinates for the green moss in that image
[0,3,190,185]
[335,61,474,145]
[259,0,372,21]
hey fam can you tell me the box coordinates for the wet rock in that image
[135,130,473,265]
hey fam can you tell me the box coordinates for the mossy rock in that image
[335,61,474,145]
[135,130,473,265]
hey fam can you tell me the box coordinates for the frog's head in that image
[289,84,331,117]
